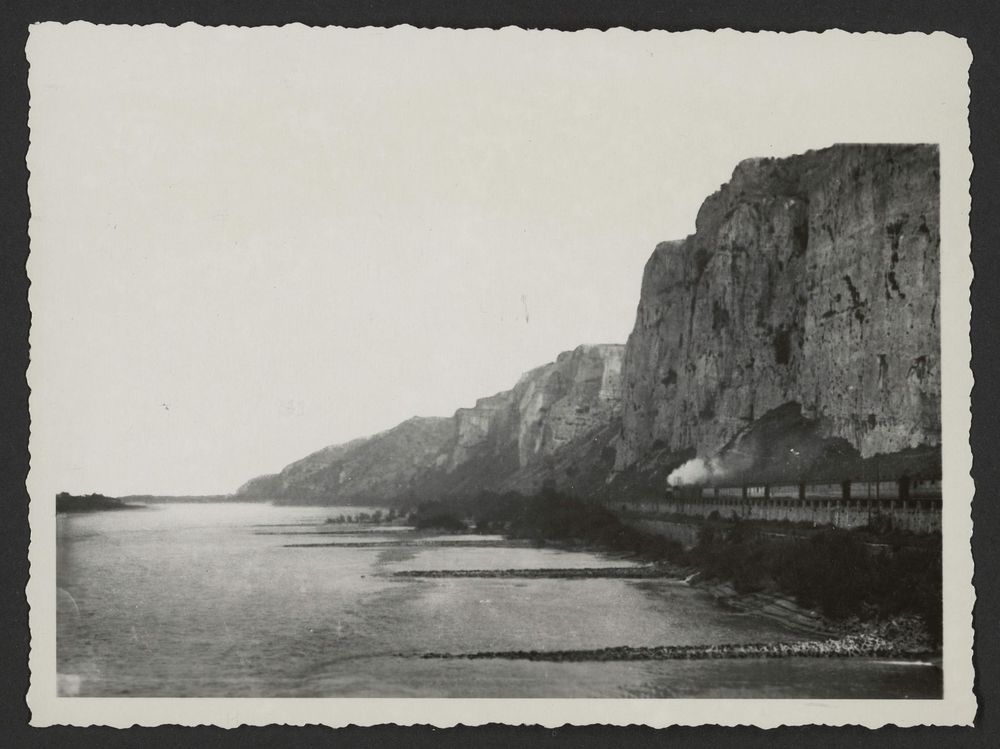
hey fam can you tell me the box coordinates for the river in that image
[56,502,941,698]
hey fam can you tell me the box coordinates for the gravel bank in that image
[417,632,934,662]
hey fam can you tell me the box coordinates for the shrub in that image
[413,512,467,532]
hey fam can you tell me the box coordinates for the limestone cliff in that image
[237,344,624,503]
[450,344,623,474]
[238,144,941,504]
[615,144,940,476]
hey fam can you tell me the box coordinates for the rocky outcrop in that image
[615,144,940,475]
[239,144,941,504]
[449,344,623,472]
[237,344,624,503]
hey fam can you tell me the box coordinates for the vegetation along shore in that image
[55,492,146,513]
[406,487,942,654]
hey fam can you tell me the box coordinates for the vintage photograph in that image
[26,24,974,726]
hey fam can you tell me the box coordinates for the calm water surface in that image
[56,503,941,698]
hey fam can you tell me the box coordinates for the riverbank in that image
[382,525,935,660]
[517,532,938,655]
[407,490,942,655]
[55,492,146,513]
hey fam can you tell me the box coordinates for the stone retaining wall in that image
[614,494,941,534]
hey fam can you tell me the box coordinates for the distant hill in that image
[237,344,625,505]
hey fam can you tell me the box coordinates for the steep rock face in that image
[412,344,624,500]
[512,344,623,470]
[449,344,623,472]
[616,144,940,471]
[449,392,519,470]
[237,344,624,503]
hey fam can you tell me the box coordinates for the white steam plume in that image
[667,457,726,487]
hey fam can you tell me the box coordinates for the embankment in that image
[410,489,941,650]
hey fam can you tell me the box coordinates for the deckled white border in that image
[25,24,975,727]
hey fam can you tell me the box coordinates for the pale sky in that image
[26,25,968,496]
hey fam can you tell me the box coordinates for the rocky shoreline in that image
[416,631,936,662]
[300,523,937,659]
[496,536,938,654]
[697,579,833,636]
